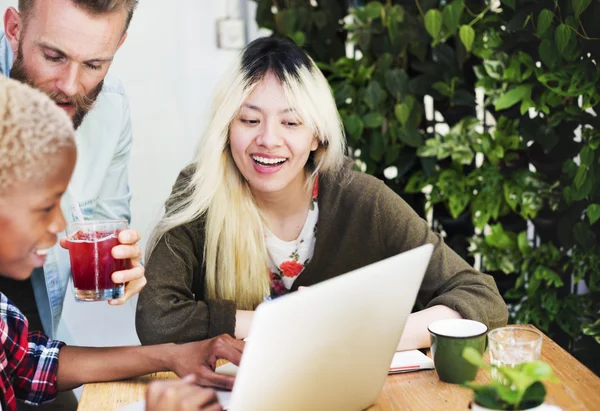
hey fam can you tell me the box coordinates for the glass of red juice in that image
[66,219,131,301]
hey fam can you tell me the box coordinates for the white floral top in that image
[266,176,319,296]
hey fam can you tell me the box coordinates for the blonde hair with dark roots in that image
[147,37,347,310]
[18,0,138,31]
[0,77,75,194]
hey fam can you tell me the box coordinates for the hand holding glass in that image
[67,219,132,301]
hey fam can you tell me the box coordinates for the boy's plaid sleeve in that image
[13,332,65,405]
[2,293,66,408]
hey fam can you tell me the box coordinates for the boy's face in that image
[0,147,76,280]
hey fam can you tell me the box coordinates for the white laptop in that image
[226,244,434,411]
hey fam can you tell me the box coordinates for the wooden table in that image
[78,325,600,410]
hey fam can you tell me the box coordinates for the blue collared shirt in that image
[1,32,133,338]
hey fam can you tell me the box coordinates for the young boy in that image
[0,76,236,411]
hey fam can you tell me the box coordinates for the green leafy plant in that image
[462,347,559,410]
[252,0,347,62]
[253,0,600,375]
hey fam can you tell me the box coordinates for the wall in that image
[0,0,265,347]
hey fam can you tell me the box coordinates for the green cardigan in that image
[136,162,508,345]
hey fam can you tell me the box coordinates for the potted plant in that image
[462,347,559,411]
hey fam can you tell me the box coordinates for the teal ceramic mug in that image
[428,319,488,384]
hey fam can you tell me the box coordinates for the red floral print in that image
[279,260,304,278]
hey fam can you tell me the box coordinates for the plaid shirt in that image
[0,292,64,411]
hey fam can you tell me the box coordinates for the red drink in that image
[67,220,131,301]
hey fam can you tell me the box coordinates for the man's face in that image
[8,0,128,128]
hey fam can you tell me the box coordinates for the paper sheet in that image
[214,351,434,378]
[388,350,435,374]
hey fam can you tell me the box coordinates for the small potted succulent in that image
[462,347,560,411]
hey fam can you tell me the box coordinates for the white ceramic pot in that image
[471,402,561,411]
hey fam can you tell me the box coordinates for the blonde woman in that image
[136,37,508,350]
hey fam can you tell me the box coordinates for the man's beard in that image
[10,45,104,129]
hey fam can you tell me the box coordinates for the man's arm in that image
[62,91,146,304]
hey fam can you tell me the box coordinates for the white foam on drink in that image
[68,233,118,243]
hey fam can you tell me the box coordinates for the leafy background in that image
[252,0,600,374]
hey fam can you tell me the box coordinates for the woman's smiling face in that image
[229,72,318,198]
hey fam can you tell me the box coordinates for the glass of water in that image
[488,326,542,381]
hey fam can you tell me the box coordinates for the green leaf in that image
[448,191,470,218]
[442,0,464,34]
[363,112,383,129]
[418,138,440,157]
[274,9,297,36]
[333,83,355,106]
[395,103,412,125]
[385,69,409,98]
[537,9,554,37]
[344,114,364,138]
[424,9,443,40]
[312,11,327,30]
[518,231,533,256]
[535,266,564,288]
[520,98,535,115]
[364,1,383,19]
[405,171,430,193]
[521,381,547,407]
[389,5,405,24]
[521,361,555,380]
[485,224,517,250]
[451,146,475,165]
[459,25,475,52]
[502,0,516,9]
[574,167,587,189]
[573,0,592,19]
[587,204,600,225]
[462,347,487,369]
[495,85,533,111]
[290,31,306,46]
[356,28,372,51]
[385,145,400,166]
[468,384,506,410]
[580,146,594,167]
[369,132,385,162]
[398,128,424,148]
[432,81,451,96]
[555,24,573,56]
[539,39,559,68]
[496,384,522,405]
[363,80,387,111]
[573,222,597,247]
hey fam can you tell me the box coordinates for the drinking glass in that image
[67,219,131,301]
[488,326,542,381]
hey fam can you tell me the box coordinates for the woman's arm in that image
[375,183,508,334]
[136,226,237,344]
[374,182,508,331]
[396,305,462,351]
[235,310,255,339]
[137,169,238,344]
